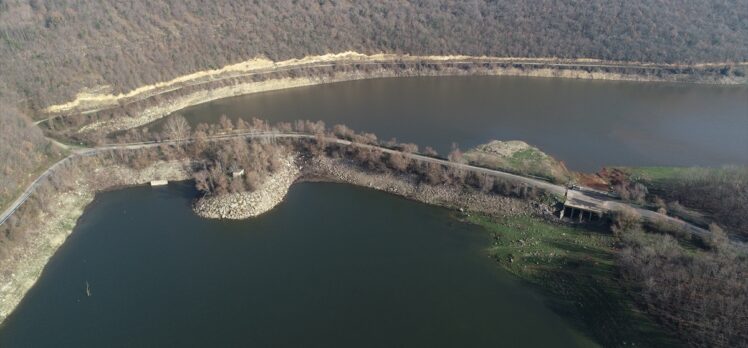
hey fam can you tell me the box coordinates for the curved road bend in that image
[0,131,713,242]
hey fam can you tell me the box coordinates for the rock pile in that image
[193,156,300,219]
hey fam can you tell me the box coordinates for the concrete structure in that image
[150,180,168,186]
[559,189,604,222]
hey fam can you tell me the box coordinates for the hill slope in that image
[1,0,746,109]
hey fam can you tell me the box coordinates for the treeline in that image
[150,116,540,200]
[1,0,746,109]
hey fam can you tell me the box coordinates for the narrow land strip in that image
[0,131,715,242]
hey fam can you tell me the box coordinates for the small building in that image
[232,169,245,178]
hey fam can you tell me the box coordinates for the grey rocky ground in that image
[193,156,300,219]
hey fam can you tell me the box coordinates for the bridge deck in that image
[564,190,605,214]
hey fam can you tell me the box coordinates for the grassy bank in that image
[463,140,571,183]
[624,166,733,183]
[468,214,681,347]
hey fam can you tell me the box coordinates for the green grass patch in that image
[464,141,571,183]
[510,147,544,163]
[469,214,682,347]
[621,166,748,187]
[623,166,686,182]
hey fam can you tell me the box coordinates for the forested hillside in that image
[1,0,746,109]
[0,85,59,209]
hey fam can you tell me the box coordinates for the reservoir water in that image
[3,76,743,346]
[0,182,595,347]
[177,76,748,171]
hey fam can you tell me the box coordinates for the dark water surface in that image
[0,182,595,347]
[176,76,748,171]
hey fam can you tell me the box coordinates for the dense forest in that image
[0,0,746,109]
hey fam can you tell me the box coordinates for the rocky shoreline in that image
[0,152,558,325]
[301,156,554,218]
[188,153,555,222]
[193,156,300,219]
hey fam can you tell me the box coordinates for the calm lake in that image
[177,76,748,171]
[2,76,743,346]
[0,182,594,347]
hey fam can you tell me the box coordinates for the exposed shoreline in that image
[0,159,193,324]
[44,52,748,115]
[0,152,552,325]
[38,52,747,137]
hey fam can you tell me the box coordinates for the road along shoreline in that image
[0,160,193,324]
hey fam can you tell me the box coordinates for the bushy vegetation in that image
[621,166,748,238]
[1,0,746,109]
[617,225,748,347]
[151,116,543,199]
[0,88,61,211]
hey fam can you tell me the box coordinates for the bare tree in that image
[705,223,729,252]
[400,143,419,153]
[387,153,410,172]
[423,147,438,157]
[244,171,261,191]
[163,115,191,140]
[611,206,642,238]
[448,143,463,163]
[219,115,234,131]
